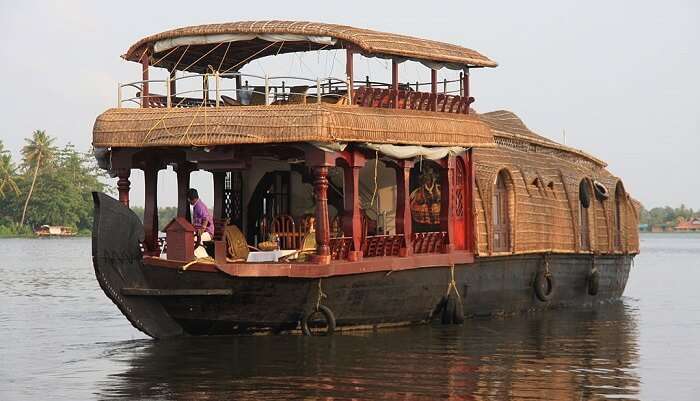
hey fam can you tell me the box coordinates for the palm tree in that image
[19,130,56,227]
[0,141,19,199]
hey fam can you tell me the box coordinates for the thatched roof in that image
[478,110,607,167]
[123,21,497,73]
[93,104,495,148]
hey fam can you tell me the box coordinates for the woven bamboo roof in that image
[478,110,607,167]
[93,104,495,149]
[123,21,497,73]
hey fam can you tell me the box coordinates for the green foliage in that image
[639,204,700,228]
[130,206,178,231]
[0,134,109,235]
[0,224,34,238]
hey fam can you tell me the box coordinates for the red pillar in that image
[342,151,366,261]
[440,156,456,252]
[312,166,331,264]
[116,169,130,207]
[465,150,475,253]
[143,163,160,255]
[140,51,150,108]
[395,159,414,256]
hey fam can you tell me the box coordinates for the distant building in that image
[674,218,700,232]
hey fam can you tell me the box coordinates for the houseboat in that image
[91,21,640,338]
[36,225,76,237]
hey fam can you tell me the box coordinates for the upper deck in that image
[110,21,497,141]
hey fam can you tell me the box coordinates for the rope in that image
[172,45,190,71]
[445,264,461,299]
[315,278,327,311]
[217,42,232,72]
[151,46,180,68]
[182,42,224,72]
[182,256,216,271]
[221,41,279,74]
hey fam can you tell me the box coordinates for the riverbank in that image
[0,225,91,238]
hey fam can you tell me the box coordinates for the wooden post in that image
[116,169,131,207]
[140,51,150,108]
[430,69,438,111]
[463,68,470,114]
[234,72,242,101]
[346,46,354,101]
[312,166,331,264]
[143,163,160,255]
[440,156,456,252]
[169,69,176,106]
[459,71,464,96]
[342,151,366,260]
[391,59,399,108]
[395,159,414,256]
[465,149,475,253]
[213,171,225,241]
[176,164,193,222]
[203,74,209,104]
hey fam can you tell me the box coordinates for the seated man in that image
[187,188,214,243]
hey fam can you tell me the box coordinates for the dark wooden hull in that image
[93,192,632,338]
[137,253,631,336]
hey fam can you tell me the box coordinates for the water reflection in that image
[97,301,639,401]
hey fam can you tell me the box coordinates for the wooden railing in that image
[412,231,447,254]
[353,87,474,114]
[119,73,473,114]
[330,237,353,260]
[361,234,405,258]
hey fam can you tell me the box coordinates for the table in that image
[246,249,298,262]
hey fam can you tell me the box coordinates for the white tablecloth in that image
[246,249,297,262]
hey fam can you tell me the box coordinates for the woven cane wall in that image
[472,110,640,256]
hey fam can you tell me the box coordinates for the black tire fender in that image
[441,294,456,325]
[301,305,336,336]
[452,293,465,325]
[534,271,555,302]
[587,268,600,296]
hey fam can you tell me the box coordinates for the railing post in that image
[459,72,464,97]
[215,71,220,107]
[463,68,470,114]
[140,51,149,108]
[166,77,172,108]
[117,83,122,108]
[202,73,209,104]
[264,75,270,105]
[316,78,321,104]
[347,76,352,104]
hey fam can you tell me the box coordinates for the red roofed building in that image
[675,218,700,232]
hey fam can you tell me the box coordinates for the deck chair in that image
[223,224,250,262]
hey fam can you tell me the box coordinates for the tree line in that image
[639,204,700,229]
[0,130,108,236]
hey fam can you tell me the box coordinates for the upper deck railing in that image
[117,72,473,114]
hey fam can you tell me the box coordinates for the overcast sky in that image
[1,0,697,209]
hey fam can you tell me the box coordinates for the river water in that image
[0,233,698,400]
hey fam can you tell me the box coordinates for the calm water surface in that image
[1,233,698,400]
